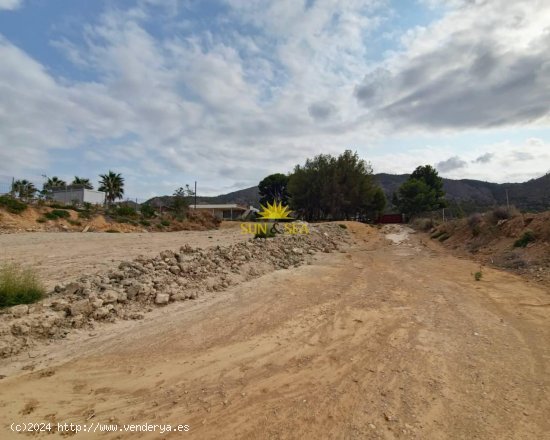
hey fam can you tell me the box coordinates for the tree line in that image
[258,151,447,221]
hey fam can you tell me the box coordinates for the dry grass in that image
[0,264,45,308]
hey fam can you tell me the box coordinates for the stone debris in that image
[0,223,350,358]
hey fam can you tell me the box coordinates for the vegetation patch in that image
[338,224,347,229]
[0,264,45,308]
[0,195,28,214]
[438,233,450,242]
[105,229,120,233]
[474,271,483,281]
[514,230,536,248]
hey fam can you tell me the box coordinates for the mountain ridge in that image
[146,173,550,213]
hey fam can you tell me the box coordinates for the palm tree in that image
[43,176,66,192]
[11,180,37,200]
[98,171,124,205]
[71,176,93,189]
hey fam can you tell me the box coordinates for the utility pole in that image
[194,181,197,209]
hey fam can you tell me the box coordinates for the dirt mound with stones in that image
[0,223,350,358]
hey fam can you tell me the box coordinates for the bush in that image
[438,233,450,242]
[140,219,151,227]
[488,206,518,225]
[430,230,445,239]
[338,224,347,229]
[468,213,482,228]
[36,217,47,223]
[116,205,138,218]
[0,264,45,308]
[474,271,482,281]
[44,209,71,220]
[105,229,120,233]
[0,195,27,214]
[140,204,156,218]
[160,219,171,227]
[514,230,536,248]
[68,219,82,226]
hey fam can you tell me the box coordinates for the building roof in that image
[189,204,247,210]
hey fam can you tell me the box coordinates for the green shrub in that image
[0,264,45,308]
[68,219,82,226]
[116,205,138,218]
[140,204,156,218]
[514,230,536,248]
[140,219,151,226]
[44,212,58,220]
[160,219,171,227]
[430,230,445,239]
[338,224,347,229]
[36,217,47,223]
[50,209,71,219]
[0,195,27,214]
[438,233,450,242]
[474,271,482,281]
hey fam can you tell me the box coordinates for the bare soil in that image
[0,222,244,290]
[0,223,549,439]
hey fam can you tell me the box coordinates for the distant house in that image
[189,204,258,220]
[50,187,105,205]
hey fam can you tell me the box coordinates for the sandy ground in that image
[0,223,244,290]
[0,223,549,439]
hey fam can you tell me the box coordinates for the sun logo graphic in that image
[258,200,293,220]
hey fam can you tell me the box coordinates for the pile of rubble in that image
[0,223,350,358]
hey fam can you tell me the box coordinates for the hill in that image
[146,173,550,213]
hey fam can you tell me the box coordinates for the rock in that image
[10,305,29,318]
[11,322,31,336]
[169,265,181,275]
[101,290,119,304]
[64,282,82,296]
[90,299,103,309]
[155,293,170,305]
[292,247,303,255]
[117,291,128,303]
[50,299,70,312]
[69,300,92,317]
[93,307,110,320]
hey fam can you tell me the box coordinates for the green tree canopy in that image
[288,150,383,221]
[98,171,124,205]
[258,173,290,206]
[43,176,66,192]
[71,177,93,189]
[395,165,446,216]
[12,180,37,200]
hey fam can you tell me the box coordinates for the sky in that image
[0,0,549,199]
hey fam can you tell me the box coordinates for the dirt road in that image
[0,224,548,439]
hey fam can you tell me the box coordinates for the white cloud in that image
[0,0,549,197]
[0,0,22,11]
[355,0,550,129]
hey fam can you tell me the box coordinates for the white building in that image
[50,188,106,205]
[189,204,258,220]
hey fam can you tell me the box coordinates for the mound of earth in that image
[0,223,350,359]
